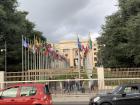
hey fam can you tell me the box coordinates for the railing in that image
[1,78,140,96]
[4,68,97,81]
[104,68,140,78]
[3,67,140,96]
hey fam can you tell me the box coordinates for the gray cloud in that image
[18,0,118,42]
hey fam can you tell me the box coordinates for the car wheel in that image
[101,103,111,105]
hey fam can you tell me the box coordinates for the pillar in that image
[69,49,74,67]
[0,71,4,89]
[97,67,105,90]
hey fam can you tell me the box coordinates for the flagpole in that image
[78,47,81,78]
[44,42,46,70]
[22,35,24,80]
[42,42,45,70]
[30,40,32,81]
[25,37,27,80]
[37,46,39,74]
[77,34,81,78]
[41,46,42,70]
[27,38,29,80]
[27,39,29,71]
[39,42,41,70]
[34,35,36,80]
[30,41,32,70]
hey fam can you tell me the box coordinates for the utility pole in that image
[5,40,7,73]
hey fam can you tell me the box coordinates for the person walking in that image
[89,75,95,92]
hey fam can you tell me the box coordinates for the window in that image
[94,57,97,61]
[2,87,18,98]
[20,86,36,97]
[124,86,139,94]
[95,63,97,67]
[94,52,97,55]
[63,49,69,53]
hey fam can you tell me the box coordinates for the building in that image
[54,39,98,68]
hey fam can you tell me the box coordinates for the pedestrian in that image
[48,76,53,93]
[89,75,95,92]
[75,76,80,91]
[70,77,75,91]
[80,77,85,93]
[64,79,70,93]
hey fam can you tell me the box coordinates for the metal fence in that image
[5,68,97,81]
[1,78,140,96]
[104,68,140,78]
[2,68,140,95]
[5,68,140,81]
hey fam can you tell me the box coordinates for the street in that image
[54,101,88,105]
[52,95,90,105]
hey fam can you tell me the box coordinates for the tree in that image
[0,0,45,71]
[97,0,140,67]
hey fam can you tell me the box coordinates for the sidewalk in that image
[52,94,92,102]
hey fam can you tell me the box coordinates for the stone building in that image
[54,39,98,68]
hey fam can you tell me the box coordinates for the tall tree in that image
[0,0,45,71]
[97,0,140,67]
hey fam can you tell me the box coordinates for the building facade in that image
[55,39,98,68]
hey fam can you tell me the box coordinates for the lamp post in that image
[1,40,7,73]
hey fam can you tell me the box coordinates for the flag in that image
[44,50,48,56]
[35,39,39,47]
[77,35,82,50]
[81,44,85,51]
[22,39,29,48]
[40,46,46,52]
[84,45,89,57]
[88,33,92,49]
[32,45,36,54]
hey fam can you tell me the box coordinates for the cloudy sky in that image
[18,0,118,42]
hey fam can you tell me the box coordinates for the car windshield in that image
[111,86,122,94]
[44,85,50,95]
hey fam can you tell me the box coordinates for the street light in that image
[0,41,7,73]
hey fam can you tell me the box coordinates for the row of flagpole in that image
[22,35,68,80]
[21,32,93,80]
[76,32,93,78]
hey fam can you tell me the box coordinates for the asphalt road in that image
[54,101,88,105]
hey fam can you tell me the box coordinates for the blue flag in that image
[22,39,28,48]
[77,35,82,50]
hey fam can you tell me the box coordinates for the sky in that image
[18,0,118,42]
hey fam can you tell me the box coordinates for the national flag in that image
[39,42,46,53]
[44,50,48,56]
[22,39,29,48]
[81,44,85,51]
[84,45,89,57]
[77,34,82,50]
[32,45,36,54]
[35,39,39,46]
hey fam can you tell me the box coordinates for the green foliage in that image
[97,0,140,67]
[0,0,45,71]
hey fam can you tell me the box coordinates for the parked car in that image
[89,83,140,105]
[0,83,53,105]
